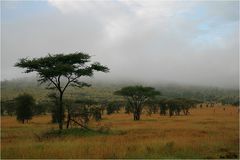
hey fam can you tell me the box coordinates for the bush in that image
[15,93,35,123]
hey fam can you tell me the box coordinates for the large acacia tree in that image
[115,86,160,120]
[15,52,109,129]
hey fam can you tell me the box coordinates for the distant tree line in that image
[1,97,49,117]
[220,97,239,106]
[147,98,201,117]
[2,87,201,122]
[1,93,48,123]
[1,89,239,130]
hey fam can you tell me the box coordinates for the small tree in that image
[66,99,101,128]
[91,106,102,121]
[15,52,109,130]
[1,100,16,116]
[75,99,99,124]
[115,86,160,120]
[15,93,35,123]
[106,101,121,115]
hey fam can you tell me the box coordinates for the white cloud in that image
[1,0,239,88]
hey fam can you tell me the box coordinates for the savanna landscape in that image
[1,79,239,159]
[1,0,239,159]
[1,103,239,159]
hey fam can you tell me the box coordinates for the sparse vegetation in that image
[1,72,239,159]
[1,105,238,159]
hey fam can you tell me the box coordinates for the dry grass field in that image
[1,105,239,159]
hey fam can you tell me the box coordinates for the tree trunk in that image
[66,112,71,129]
[133,107,141,120]
[22,119,24,124]
[169,109,173,117]
[133,112,137,120]
[59,92,63,130]
[136,112,140,120]
[70,118,90,130]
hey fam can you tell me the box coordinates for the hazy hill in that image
[1,78,239,103]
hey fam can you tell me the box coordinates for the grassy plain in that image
[1,105,239,159]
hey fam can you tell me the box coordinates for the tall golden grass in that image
[1,105,239,158]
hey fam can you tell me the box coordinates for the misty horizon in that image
[1,75,239,91]
[1,1,239,89]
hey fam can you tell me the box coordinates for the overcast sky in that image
[1,0,239,88]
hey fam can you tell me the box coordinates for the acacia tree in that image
[15,52,109,129]
[115,86,160,120]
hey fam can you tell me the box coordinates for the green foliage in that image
[73,99,102,125]
[125,101,133,114]
[32,102,48,115]
[115,86,160,120]
[156,85,238,103]
[90,106,102,121]
[231,99,239,106]
[146,99,159,115]
[157,98,202,117]
[106,101,122,115]
[15,93,35,123]
[15,52,109,91]
[75,99,98,105]
[158,99,168,115]
[220,97,239,106]
[115,86,160,98]
[1,100,16,116]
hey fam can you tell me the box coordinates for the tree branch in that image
[47,77,59,90]
[62,76,71,93]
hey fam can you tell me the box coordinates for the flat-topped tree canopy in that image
[15,52,109,92]
[115,85,160,100]
[15,52,109,130]
[114,85,160,120]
